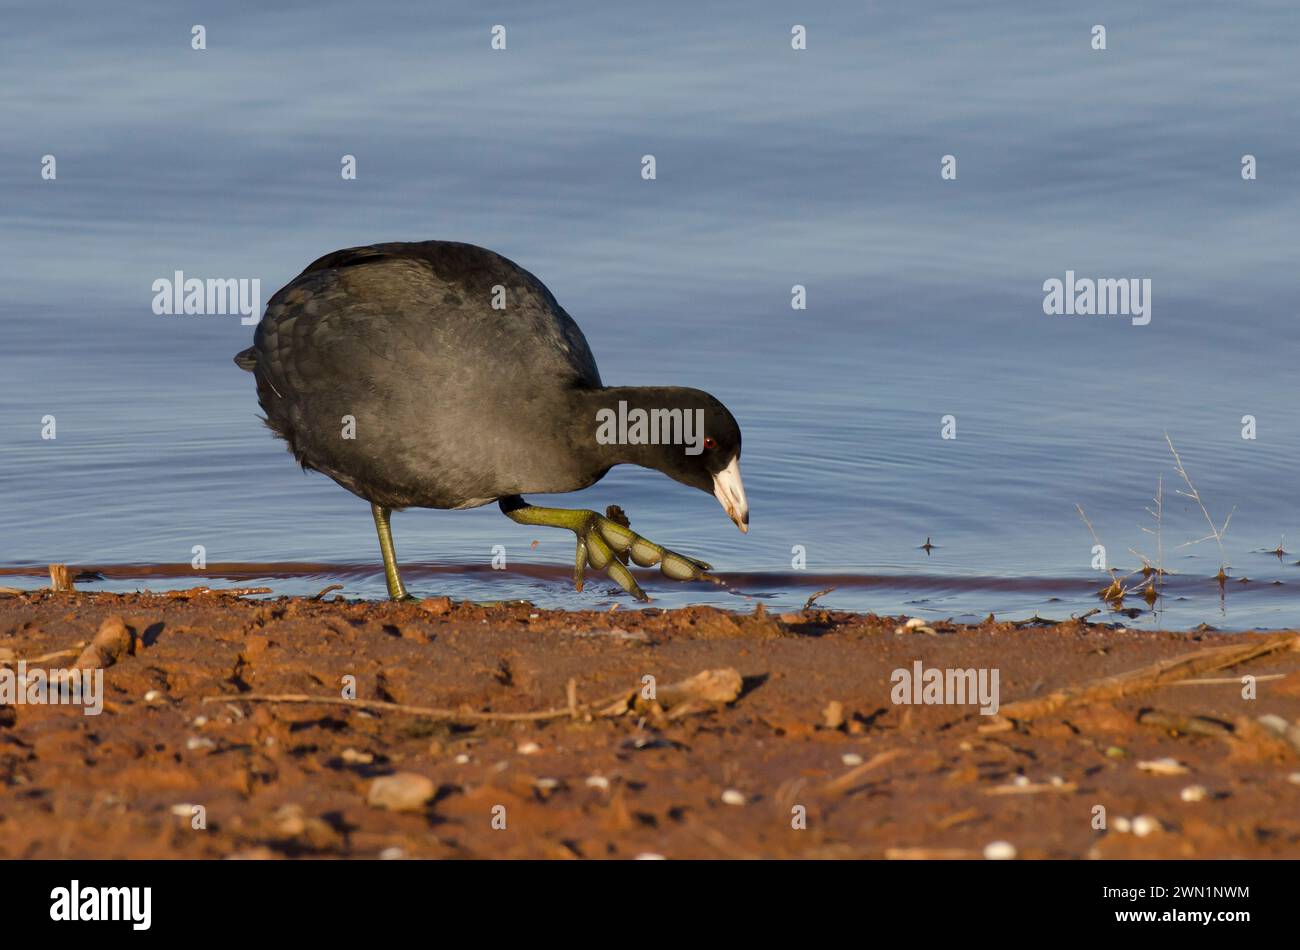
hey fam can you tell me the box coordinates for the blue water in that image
[2,1,1298,628]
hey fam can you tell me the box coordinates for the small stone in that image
[170,803,197,817]
[1112,816,1132,833]
[419,596,453,616]
[1180,785,1208,802]
[517,741,541,755]
[341,748,374,764]
[1138,757,1189,776]
[535,777,560,791]
[822,701,845,729]
[368,772,435,812]
[1289,772,1300,786]
[1049,775,1066,787]
[1013,775,1030,787]
[186,736,215,751]
[721,789,746,806]
[904,617,926,629]
[635,852,666,860]
[585,775,610,790]
[983,840,1016,860]
[841,753,864,766]
[1132,815,1160,837]
[1257,713,1290,735]
[454,754,470,765]
[192,716,208,727]
[1105,746,1127,759]
[143,689,162,703]
[379,847,407,860]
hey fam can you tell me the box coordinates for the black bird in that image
[235,241,748,601]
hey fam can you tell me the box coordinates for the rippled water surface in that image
[3,2,1298,628]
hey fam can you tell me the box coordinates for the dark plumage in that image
[236,241,748,601]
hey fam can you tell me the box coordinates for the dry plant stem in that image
[803,587,835,610]
[204,690,637,723]
[203,668,743,725]
[821,748,907,796]
[1000,632,1299,720]
[1165,433,1234,576]
[48,564,75,592]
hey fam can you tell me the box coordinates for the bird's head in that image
[593,388,748,532]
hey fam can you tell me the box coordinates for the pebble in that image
[1180,785,1208,802]
[1112,816,1132,833]
[341,748,374,765]
[192,716,208,727]
[379,847,407,860]
[983,840,1016,860]
[721,789,746,806]
[585,775,610,790]
[822,701,845,730]
[1132,815,1160,837]
[1013,775,1030,787]
[186,736,215,751]
[841,753,864,767]
[1257,713,1289,735]
[904,617,926,629]
[454,754,470,764]
[1138,757,1189,776]
[367,773,435,812]
[170,803,197,817]
[517,741,541,756]
[535,777,560,791]
[1289,772,1300,786]
[419,596,452,616]
[635,853,666,860]
[143,689,162,703]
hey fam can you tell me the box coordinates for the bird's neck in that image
[571,386,705,470]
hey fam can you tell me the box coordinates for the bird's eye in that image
[704,436,717,450]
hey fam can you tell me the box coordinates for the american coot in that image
[235,241,748,602]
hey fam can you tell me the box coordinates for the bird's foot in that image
[572,510,718,602]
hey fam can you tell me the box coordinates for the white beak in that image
[712,456,749,533]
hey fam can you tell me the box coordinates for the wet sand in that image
[1,588,1298,859]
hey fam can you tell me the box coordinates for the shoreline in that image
[2,589,1298,859]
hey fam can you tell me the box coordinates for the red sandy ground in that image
[1,590,1298,859]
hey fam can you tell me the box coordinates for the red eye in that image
[704,437,717,450]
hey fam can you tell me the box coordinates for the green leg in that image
[371,503,412,601]
[498,496,718,602]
